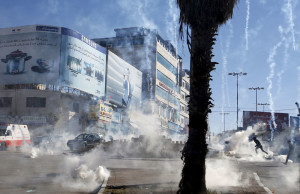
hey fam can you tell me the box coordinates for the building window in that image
[157,70,178,92]
[157,53,177,75]
[185,83,190,91]
[181,93,185,99]
[26,97,46,108]
[156,86,179,107]
[0,97,12,107]
[134,38,144,45]
[182,81,185,88]
[73,102,79,113]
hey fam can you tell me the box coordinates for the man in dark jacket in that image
[253,137,268,154]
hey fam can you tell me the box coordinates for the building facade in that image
[93,27,184,133]
[179,69,190,132]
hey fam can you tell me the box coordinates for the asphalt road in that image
[0,148,299,194]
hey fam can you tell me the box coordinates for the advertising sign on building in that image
[99,104,113,118]
[243,111,289,131]
[22,116,47,125]
[0,25,61,84]
[106,51,142,107]
[88,104,98,121]
[60,27,106,97]
[88,103,113,122]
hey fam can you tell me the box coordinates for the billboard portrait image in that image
[0,25,61,84]
[107,51,142,107]
[60,27,106,97]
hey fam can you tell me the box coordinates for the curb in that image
[253,172,273,194]
[97,177,108,194]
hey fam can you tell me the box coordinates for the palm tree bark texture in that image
[176,1,238,194]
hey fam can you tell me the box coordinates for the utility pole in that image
[258,103,270,112]
[249,87,264,112]
[228,72,247,130]
[220,112,230,132]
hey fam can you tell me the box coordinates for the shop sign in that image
[158,80,175,95]
[99,104,113,118]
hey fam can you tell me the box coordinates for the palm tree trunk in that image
[178,25,218,194]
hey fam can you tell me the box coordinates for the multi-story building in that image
[179,69,190,132]
[0,25,107,135]
[0,25,143,137]
[93,27,183,133]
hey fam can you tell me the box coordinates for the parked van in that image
[0,124,31,150]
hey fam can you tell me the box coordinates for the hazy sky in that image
[1,0,300,134]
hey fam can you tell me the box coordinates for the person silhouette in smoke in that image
[284,140,295,165]
[253,137,268,154]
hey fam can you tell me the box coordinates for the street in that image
[0,148,299,194]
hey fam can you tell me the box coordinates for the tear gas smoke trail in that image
[221,21,233,113]
[245,0,250,50]
[298,67,300,100]
[267,41,282,141]
[276,26,290,97]
[137,1,157,100]
[167,0,179,52]
[286,0,296,50]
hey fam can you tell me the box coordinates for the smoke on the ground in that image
[206,159,250,187]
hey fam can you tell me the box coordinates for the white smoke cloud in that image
[55,149,110,192]
[206,159,249,187]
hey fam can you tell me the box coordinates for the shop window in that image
[0,97,12,107]
[26,97,46,108]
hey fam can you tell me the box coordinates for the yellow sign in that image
[99,104,113,118]
[88,103,113,121]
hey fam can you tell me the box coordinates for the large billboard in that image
[60,28,106,97]
[0,25,61,84]
[106,51,142,107]
[243,111,289,131]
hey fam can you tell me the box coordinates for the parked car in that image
[67,133,103,152]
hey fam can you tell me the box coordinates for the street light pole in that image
[249,87,264,112]
[220,112,230,132]
[258,103,270,112]
[228,72,247,130]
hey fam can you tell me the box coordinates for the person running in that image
[253,137,268,154]
[284,140,295,165]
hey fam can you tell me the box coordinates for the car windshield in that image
[75,134,88,140]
